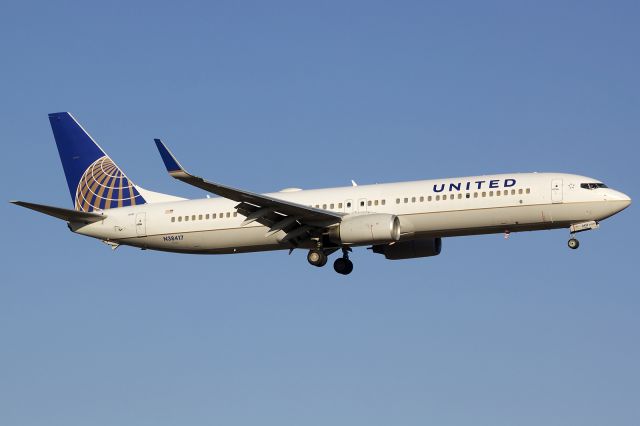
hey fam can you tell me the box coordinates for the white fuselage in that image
[73,172,631,254]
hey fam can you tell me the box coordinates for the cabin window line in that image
[526,188,531,194]
[338,202,343,208]
[171,217,175,222]
[518,188,523,195]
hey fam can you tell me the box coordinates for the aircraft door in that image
[551,179,563,203]
[135,213,147,236]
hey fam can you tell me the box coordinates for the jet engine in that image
[329,214,401,245]
[372,238,442,260]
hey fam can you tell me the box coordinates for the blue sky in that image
[1,1,638,425]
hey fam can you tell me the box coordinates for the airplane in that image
[11,112,632,275]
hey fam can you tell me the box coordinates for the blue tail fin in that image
[49,112,146,212]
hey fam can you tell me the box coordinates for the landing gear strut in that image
[307,249,328,267]
[333,247,354,275]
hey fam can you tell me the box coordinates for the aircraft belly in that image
[124,225,284,254]
[403,202,608,238]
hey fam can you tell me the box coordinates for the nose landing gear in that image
[568,238,580,250]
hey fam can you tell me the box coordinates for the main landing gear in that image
[307,249,328,267]
[306,247,353,275]
[333,248,354,275]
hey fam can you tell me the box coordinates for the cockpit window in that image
[580,183,608,190]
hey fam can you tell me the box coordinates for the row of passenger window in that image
[171,212,238,223]
[312,199,387,210]
[396,188,531,204]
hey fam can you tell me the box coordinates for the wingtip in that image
[154,139,184,173]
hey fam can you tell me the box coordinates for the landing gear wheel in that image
[568,238,580,250]
[307,249,328,267]
[333,257,354,275]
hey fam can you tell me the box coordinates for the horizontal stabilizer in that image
[10,200,107,223]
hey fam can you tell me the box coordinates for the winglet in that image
[154,139,186,175]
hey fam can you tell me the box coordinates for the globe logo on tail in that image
[75,156,145,211]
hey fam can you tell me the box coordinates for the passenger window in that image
[518,188,523,194]
[396,198,400,204]
[404,197,408,203]
[374,200,378,206]
[458,193,462,199]
[233,212,237,217]
[511,189,516,195]
[178,216,182,222]
[206,214,210,220]
[428,196,432,202]
[466,193,470,199]
[497,190,501,196]
[411,197,415,203]
[368,200,372,206]
[489,191,494,197]
[226,212,230,218]
[338,203,343,208]
[482,192,486,197]
[185,216,189,221]
[171,217,175,222]
[419,196,424,202]
[381,200,386,205]
[347,202,351,208]
[212,213,216,219]
[526,188,530,194]
[450,194,455,200]
[436,195,440,201]
[360,201,365,207]
[198,214,203,220]
[315,204,319,208]
[322,204,327,209]
[330,203,335,209]
[474,192,478,198]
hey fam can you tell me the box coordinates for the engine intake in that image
[329,214,401,245]
[372,238,442,260]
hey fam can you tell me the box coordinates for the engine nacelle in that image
[372,238,442,260]
[329,214,401,245]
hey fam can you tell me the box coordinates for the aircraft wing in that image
[10,200,106,223]
[154,139,343,244]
